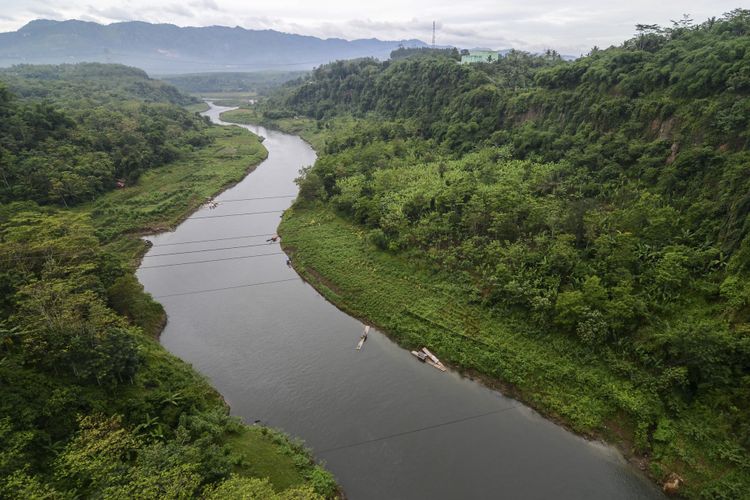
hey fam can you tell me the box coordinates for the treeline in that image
[1,63,193,105]
[0,205,328,498]
[270,10,750,495]
[389,46,460,61]
[0,64,211,206]
[1,64,332,498]
[162,71,307,94]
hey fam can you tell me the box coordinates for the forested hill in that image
[0,19,426,74]
[266,9,750,496]
[0,63,193,105]
[0,63,206,205]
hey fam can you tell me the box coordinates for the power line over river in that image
[136,104,663,499]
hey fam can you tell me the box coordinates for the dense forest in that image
[0,64,334,498]
[263,9,750,496]
[389,47,460,61]
[0,64,210,205]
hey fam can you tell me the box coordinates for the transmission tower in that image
[432,21,436,48]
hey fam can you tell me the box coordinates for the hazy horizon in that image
[1,1,743,56]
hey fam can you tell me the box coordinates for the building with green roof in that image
[460,50,500,64]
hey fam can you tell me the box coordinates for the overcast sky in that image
[0,1,742,55]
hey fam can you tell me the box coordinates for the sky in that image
[0,0,743,55]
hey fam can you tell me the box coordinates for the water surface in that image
[137,104,662,499]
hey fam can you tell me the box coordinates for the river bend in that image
[137,103,662,500]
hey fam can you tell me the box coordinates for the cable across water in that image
[314,405,520,454]
[139,251,286,269]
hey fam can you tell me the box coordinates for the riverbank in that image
[77,124,268,336]
[219,107,327,150]
[82,121,337,497]
[219,110,659,472]
[181,107,670,499]
[278,204,707,496]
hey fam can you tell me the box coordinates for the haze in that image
[1,0,742,55]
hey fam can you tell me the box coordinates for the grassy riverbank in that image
[278,205,641,431]
[262,22,750,495]
[222,106,741,497]
[79,124,337,497]
[185,101,211,113]
[279,204,743,497]
[82,125,268,242]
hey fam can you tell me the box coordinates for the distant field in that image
[199,91,258,107]
[161,70,306,96]
[185,101,211,113]
[218,107,262,123]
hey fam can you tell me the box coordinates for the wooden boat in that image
[421,347,439,364]
[425,358,447,372]
[411,350,428,362]
[420,347,447,372]
[356,325,370,350]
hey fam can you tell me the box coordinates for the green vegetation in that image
[1,64,335,498]
[162,71,308,96]
[186,101,211,114]
[207,94,258,107]
[81,125,268,240]
[272,10,750,497]
[389,46,460,61]
[220,107,264,124]
[225,426,335,496]
[220,107,327,151]
[0,63,208,206]
[1,63,194,106]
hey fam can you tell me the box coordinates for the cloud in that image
[160,3,195,18]
[190,0,220,11]
[27,6,66,20]
[77,14,101,23]
[87,5,138,22]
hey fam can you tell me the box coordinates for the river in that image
[137,103,662,499]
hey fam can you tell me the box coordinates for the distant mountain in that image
[0,19,427,74]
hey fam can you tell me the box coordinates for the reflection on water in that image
[137,104,662,500]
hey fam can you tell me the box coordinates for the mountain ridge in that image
[0,19,427,74]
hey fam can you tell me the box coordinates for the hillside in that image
[0,19,426,74]
[254,9,750,496]
[0,64,335,498]
[0,63,193,104]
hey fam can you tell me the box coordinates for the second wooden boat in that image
[356,325,370,350]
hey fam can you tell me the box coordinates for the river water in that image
[137,103,662,499]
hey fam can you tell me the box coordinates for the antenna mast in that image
[432,21,436,48]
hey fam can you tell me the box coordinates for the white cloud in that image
[190,0,220,11]
[160,3,195,18]
[87,5,138,21]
